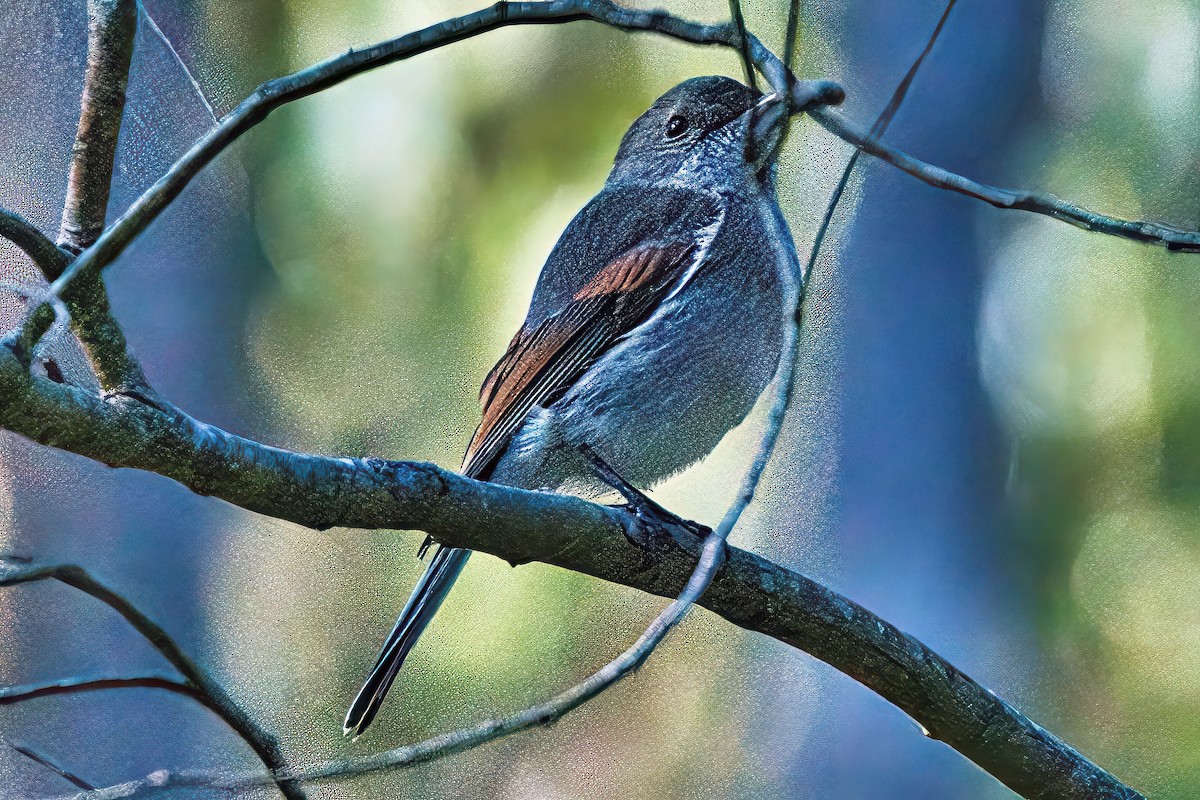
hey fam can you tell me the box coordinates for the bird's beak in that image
[746,93,787,167]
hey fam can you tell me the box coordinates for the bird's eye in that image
[665,114,689,139]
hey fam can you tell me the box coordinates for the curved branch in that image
[0,339,1141,800]
[809,105,1200,252]
[0,209,71,277]
[0,673,199,705]
[33,0,1193,324]
[0,560,306,800]
[43,0,838,304]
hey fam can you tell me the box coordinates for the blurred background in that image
[0,0,1196,797]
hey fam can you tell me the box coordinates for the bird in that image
[345,75,799,737]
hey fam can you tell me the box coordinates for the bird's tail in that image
[343,546,471,737]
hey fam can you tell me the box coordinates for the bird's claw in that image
[577,443,714,557]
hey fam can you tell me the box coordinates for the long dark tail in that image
[343,546,471,737]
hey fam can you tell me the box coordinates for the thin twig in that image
[4,738,97,791]
[808,104,1200,252]
[727,0,758,90]
[0,560,306,800]
[0,673,200,705]
[802,0,956,286]
[136,0,219,124]
[0,322,1142,799]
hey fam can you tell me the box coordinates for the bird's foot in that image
[577,443,714,558]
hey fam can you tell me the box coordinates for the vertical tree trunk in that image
[776,2,1047,797]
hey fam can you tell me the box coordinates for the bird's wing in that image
[462,186,726,479]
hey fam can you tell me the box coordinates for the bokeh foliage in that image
[1,1,1198,798]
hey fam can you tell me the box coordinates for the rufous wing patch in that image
[461,240,700,479]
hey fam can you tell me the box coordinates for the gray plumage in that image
[345,76,799,737]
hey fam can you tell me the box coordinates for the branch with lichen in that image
[0,336,1142,800]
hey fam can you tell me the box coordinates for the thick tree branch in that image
[58,0,137,253]
[0,560,306,800]
[0,340,1141,800]
[48,0,150,394]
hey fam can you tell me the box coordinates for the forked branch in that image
[0,559,306,800]
[0,1,1164,799]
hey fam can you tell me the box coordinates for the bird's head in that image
[609,75,787,188]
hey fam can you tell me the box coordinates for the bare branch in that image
[0,560,306,800]
[31,0,1191,332]
[58,0,137,253]
[782,0,800,76]
[727,0,758,90]
[3,0,152,395]
[808,104,1200,252]
[42,0,841,307]
[803,0,956,286]
[0,2,1169,797]
[136,1,219,124]
[0,210,71,277]
[4,738,97,791]
[0,340,1141,800]
[0,673,198,705]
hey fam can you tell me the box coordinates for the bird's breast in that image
[491,190,796,498]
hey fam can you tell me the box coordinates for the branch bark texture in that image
[0,339,1142,800]
[0,1,1164,798]
[18,0,150,394]
[58,0,136,253]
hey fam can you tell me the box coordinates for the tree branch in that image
[0,673,199,705]
[808,104,1200,252]
[803,0,956,286]
[42,0,839,310]
[0,336,1141,800]
[0,1,1165,797]
[4,738,97,791]
[26,0,1191,340]
[727,0,757,90]
[0,560,306,800]
[44,0,152,394]
[343,1,818,771]
[58,0,137,253]
[0,210,71,278]
[2,0,151,395]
